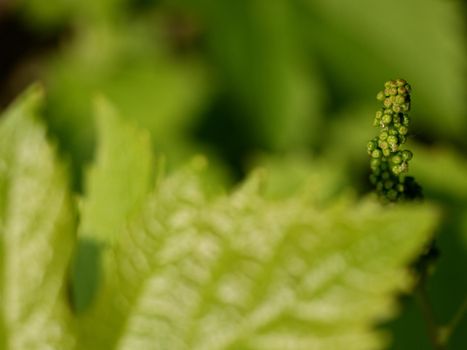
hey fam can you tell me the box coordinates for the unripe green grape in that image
[391,154,402,164]
[367,140,377,153]
[377,91,385,101]
[403,115,410,126]
[371,158,381,169]
[396,183,404,192]
[400,162,408,173]
[382,114,392,124]
[387,135,398,145]
[399,126,408,135]
[402,150,413,161]
[396,95,406,104]
[372,149,382,158]
[381,171,390,180]
[398,86,407,95]
[395,79,407,87]
[392,104,401,113]
[383,148,391,157]
[384,98,392,108]
[392,165,402,175]
[379,140,389,150]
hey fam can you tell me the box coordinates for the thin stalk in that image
[415,281,445,350]
[439,294,467,346]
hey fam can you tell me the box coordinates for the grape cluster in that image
[367,79,420,202]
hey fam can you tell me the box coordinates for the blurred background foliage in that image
[0,0,466,348]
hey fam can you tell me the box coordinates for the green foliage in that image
[0,86,76,349]
[4,0,467,347]
[0,88,442,349]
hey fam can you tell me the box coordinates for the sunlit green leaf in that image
[71,97,154,312]
[80,97,154,243]
[0,86,75,349]
[79,164,439,350]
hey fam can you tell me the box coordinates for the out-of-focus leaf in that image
[43,22,211,184]
[80,97,154,243]
[410,144,467,204]
[301,0,466,139]
[183,0,325,150]
[0,86,75,349]
[78,162,439,350]
[17,0,126,28]
[254,153,347,204]
[71,97,154,312]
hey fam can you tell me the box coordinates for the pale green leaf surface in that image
[0,86,76,349]
[80,97,153,242]
[79,165,439,350]
[71,97,154,313]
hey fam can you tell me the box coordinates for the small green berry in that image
[399,126,408,135]
[392,165,402,175]
[395,95,405,104]
[381,114,392,125]
[372,149,382,158]
[402,115,410,126]
[395,79,406,87]
[379,140,389,149]
[391,154,402,164]
[387,135,398,145]
[384,98,392,108]
[402,150,413,161]
[367,140,377,153]
[371,158,381,169]
[383,148,391,157]
[376,91,385,101]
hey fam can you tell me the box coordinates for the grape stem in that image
[415,266,467,349]
[415,275,445,350]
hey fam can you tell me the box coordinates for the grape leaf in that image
[79,97,154,243]
[78,162,439,350]
[71,97,154,312]
[0,86,76,349]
